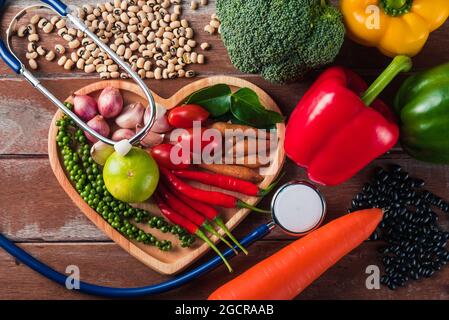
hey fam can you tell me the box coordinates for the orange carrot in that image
[208,208,383,300]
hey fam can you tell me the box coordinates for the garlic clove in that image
[136,124,165,147]
[90,141,114,166]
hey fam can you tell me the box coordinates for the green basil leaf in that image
[230,88,284,129]
[184,84,232,117]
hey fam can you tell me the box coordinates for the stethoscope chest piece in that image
[271,181,327,237]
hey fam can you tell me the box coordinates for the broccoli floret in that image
[217,0,345,84]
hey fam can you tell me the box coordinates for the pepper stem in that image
[196,229,233,272]
[214,217,249,255]
[381,0,413,16]
[203,222,238,255]
[258,172,285,197]
[361,55,412,106]
[238,200,271,214]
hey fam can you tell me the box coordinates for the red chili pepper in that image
[160,167,270,213]
[150,143,191,170]
[169,186,249,255]
[172,170,278,197]
[153,193,233,272]
[157,183,237,254]
[285,56,412,186]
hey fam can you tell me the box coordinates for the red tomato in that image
[150,144,191,170]
[168,104,210,128]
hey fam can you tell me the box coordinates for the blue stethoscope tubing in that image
[0,0,273,298]
[0,225,271,298]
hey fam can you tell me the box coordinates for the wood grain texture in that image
[0,0,448,299]
[1,241,448,300]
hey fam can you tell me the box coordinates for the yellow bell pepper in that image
[340,0,449,57]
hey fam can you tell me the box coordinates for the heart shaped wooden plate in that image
[48,76,285,275]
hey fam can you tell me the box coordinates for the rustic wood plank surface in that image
[0,0,448,299]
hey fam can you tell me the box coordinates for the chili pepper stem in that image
[196,229,233,272]
[203,222,239,255]
[238,200,271,214]
[361,55,412,106]
[214,217,249,255]
[258,172,285,197]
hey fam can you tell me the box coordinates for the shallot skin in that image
[98,87,124,119]
[85,115,111,143]
[144,104,171,133]
[73,94,98,121]
[112,128,135,141]
[115,102,145,129]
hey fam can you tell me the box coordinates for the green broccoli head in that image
[217,0,345,84]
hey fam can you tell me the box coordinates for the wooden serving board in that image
[48,76,285,275]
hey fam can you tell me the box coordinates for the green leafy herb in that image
[184,84,283,128]
[231,88,284,129]
[184,84,232,117]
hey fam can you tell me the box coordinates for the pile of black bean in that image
[349,164,449,290]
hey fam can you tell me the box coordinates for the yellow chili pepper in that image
[341,0,449,57]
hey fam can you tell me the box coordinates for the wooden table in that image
[1,1,448,300]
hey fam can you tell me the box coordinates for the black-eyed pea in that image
[37,18,48,29]
[200,42,210,50]
[64,59,74,70]
[76,58,85,70]
[124,48,132,60]
[127,25,138,33]
[110,43,118,51]
[120,72,129,79]
[110,71,120,79]
[84,64,95,73]
[45,50,56,61]
[138,69,146,79]
[17,25,28,37]
[100,72,111,80]
[108,64,119,72]
[71,52,79,62]
[96,64,107,73]
[167,62,175,73]
[146,71,155,79]
[93,8,102,17]
[93,58,103,66]
[117,45,126,56]
[82,50,91,60]
[144,60,152,71]
[190,52,198,64]
[43,23,54,34]
[55,19,66,29]
[63,34,74,42]
[69,39,81,49]
[55,44,65,55]
[103,59,113,66]
[185,70,195,78]
[190,1,198,10]
[201,0,208,5]
[57,56,67,66]
[210,19,220,29]
[28,34,39,42]
[30,15,41,25]
[187,39,196,48]
[86,43,97,51]
[26,24,37,35]
[197,54,205,64]
[26,51,38,60]
[85,57,95,65]
[186,28,194,39]
[36,46,47,56]
[204,25,215,34]
[211,13,218,20]
[130,41,140,51]
[138,44,146,53]
[182,52,191,64]
[183,45,192,52]
[178,69,185,78]
[28,59,38,70]
[175,64,183,71]
[179,37,187,46]
[27,42,37,52]
[105,2,114,12]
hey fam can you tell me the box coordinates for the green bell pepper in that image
[394,62,449,164]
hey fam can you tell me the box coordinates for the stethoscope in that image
[0,0,327,298]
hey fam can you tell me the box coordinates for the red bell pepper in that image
[285,56,412,186]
